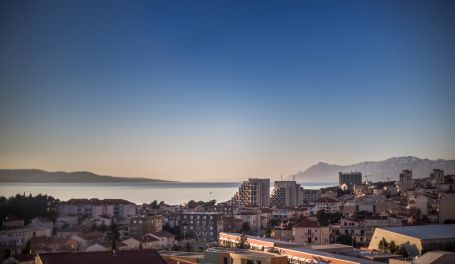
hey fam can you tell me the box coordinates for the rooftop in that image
[315,197,338,203]
[277,246,382,264]
[220,232,297,246]
[38,249,166,264]
[294,219,321,228]
[379,224,455,240]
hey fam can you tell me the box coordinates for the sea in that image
[0,181,336,205]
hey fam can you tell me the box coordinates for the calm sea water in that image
[0,182,336,205]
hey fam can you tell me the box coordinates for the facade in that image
[431,169,445,185]
[368,225,455,256]
[129,215,163,237]
[204,247,288,264]
[270,181,302,207]
[276,246,382,264]
[313,197,340,214]
[293,219,330,245]
[439,193,455,224]
[59,198,136,218]
[233,212,262,231]
[302,189,320,204]
[399,170,413,192]
[231,178,270,207]
[0,227,52,255]
[180,212,223,242]
[339,172,362,187]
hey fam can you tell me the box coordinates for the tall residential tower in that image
[230,178,270,207]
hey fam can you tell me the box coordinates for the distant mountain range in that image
[0,169,174,183]
[293,156,455,182]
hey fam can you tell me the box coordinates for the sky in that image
[0,0,454,182]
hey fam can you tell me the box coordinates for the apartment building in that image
[293,219,330,245]
[270,181,302,207]
[231,178,270,207]
[59,198,136,218]
[180,212,223,242]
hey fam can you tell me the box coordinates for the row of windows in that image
[182,225,214,231]
[183,215,214,220]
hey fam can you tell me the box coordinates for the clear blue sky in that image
[1,0,454,181]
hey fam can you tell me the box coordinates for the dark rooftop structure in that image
[38,249,166,264]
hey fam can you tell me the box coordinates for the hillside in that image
[293,156,455,182]
[0,169,174,183]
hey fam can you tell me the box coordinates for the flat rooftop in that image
[277,246,382,264]
[379,224,455,240]
[220,233,297,246]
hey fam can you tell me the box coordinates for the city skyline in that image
[1,0,455,181]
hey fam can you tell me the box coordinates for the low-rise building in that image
[368,225,455,257]
[204,247,288,264]
[293,219,330,245]
[439,192,455,223]
[129,215,163,236]
[313,197,340,214]
[0,227,52,255]
[59,198,136,218]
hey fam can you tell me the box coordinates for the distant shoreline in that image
[0,169,176,183]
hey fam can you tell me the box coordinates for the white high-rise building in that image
[270,181,302,207]
[231,178,270,207]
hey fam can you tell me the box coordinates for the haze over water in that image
[0,182,335,205]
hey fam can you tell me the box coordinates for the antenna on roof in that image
[281,175,283,181]
[293,175,295,181]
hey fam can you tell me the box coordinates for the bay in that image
[0,182,336,205]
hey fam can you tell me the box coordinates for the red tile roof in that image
[293,219,320,228]
[38,249,166,264]
[315,197,338,203]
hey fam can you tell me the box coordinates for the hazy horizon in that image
[1,1,454,182]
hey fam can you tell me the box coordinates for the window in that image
[223,257,228,264]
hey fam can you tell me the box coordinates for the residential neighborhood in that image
[1,169,455,263]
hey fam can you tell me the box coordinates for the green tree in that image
[337,235,353,246]
[389,240,397,254]
[150,200,159,209]
[240,222,252,234]
[108,222,120,250]
[0,193,59,228]
[204,199,216,209]
[237,234,249,249]
[316,210,342,226]
[378,239,385,252]
[187,200,197,209]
